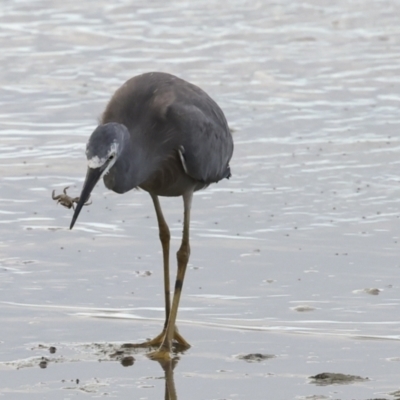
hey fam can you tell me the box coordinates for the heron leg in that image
[151,194,171,327]
[149,191,193,360]
[128,194,190,350]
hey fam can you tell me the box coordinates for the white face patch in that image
[87,155,106,169]
[87,142,119,177]
[102,154,117,177]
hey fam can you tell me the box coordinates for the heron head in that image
[85,123,125,170]
[70,123,128,229]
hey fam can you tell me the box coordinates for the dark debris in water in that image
[109,349,136,366]
[366,398,394,400]
[390,390,400,399]
[121,356,135,367]
[309,372,368,385]
[236,353,275,362]
[2,342,142,370]
[39,357,48,369]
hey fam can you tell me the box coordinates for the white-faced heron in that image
[69,72,233,360]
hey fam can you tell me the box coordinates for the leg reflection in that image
[158,358,178,400]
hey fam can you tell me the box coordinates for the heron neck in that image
[103,129,153,194]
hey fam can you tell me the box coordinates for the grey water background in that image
[1,0,400,398]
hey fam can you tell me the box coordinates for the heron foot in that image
[142,329,190,349]
[147,347,172,361]
[121,327,190,351]
[52,186,92,210]
[146,331,189,361]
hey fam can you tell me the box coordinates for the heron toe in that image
[148,328,190,349]
[147,347,172,361]
[122,327,190,351]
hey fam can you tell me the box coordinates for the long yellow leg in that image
[124,193,190,351]
[149,191,193,360]
[151,194,171,326]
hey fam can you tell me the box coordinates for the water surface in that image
[1,0,400,399]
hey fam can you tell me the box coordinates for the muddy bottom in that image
[310,372,368,386]
[1,310,400,399]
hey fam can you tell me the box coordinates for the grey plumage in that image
[70,71,233,359]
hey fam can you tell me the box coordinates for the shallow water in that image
[1,0,400,399]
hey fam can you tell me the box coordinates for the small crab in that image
[52,186,92,210]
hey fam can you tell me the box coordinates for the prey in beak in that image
[69,123,121,229]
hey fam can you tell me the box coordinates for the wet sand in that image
[1,0,400,399]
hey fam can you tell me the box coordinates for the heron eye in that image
[108,154,114,160]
